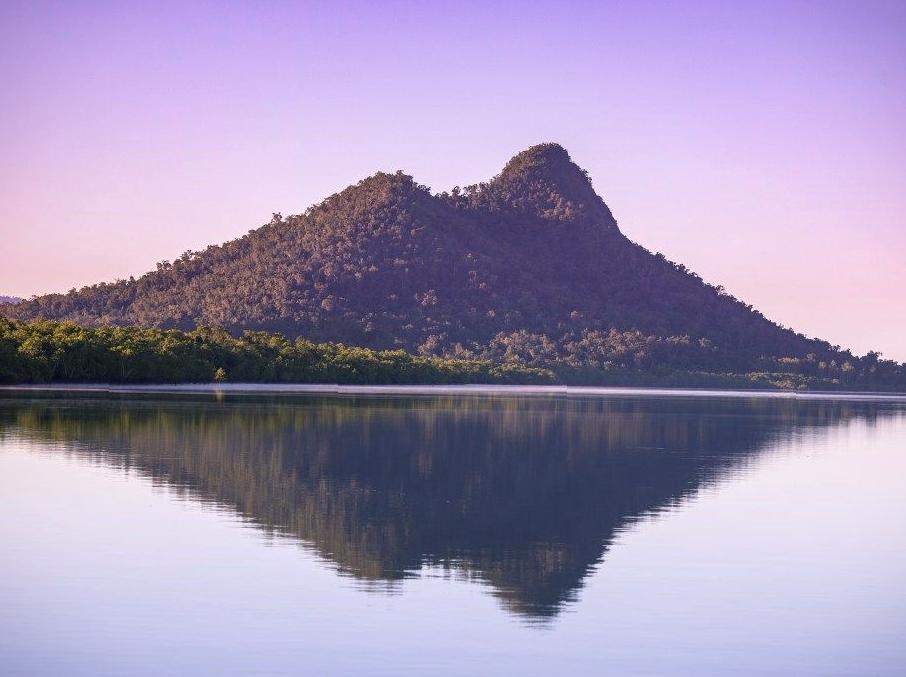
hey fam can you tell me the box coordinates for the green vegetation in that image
[1,144,884,376]
[1,318,902,390]
[0,318,554,385]
[2,144,903,390]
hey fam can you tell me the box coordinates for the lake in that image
[1,387,905,675]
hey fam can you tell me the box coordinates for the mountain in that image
[0,296,22,305]
[2,143,896,380]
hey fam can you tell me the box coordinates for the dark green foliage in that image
[0,318,901,390]
[3,143,903,389]
[0,318,555,385]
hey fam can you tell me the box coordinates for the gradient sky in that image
[1,0,904,360]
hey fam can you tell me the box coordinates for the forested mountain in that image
[4,144,902,383]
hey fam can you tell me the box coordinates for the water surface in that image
[1,389,905,675]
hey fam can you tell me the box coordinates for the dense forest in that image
[0,319,552,385]
[2,143,903,389]
[1,318,903,390]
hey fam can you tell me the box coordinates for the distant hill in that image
[3,144,901,383]
[0,296,22,305]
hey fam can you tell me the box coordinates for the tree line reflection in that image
[1,392,900,619]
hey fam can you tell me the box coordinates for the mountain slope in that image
[2,144,884,376]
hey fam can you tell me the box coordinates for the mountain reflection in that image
[0,393,898,619]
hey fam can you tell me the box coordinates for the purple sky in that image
[2,1,904,360]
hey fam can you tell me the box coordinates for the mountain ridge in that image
[4,143,899,382]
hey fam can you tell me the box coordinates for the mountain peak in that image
[6,142,869,386]
[489,143,617,229]
[500,142,573,172]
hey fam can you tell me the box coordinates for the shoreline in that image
[2,383,905,401]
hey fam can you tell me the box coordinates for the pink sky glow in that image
[1,1,904,359]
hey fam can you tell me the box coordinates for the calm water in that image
[1,388,905,675]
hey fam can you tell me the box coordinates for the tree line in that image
[0,319,553,385]
[1,319,903,390]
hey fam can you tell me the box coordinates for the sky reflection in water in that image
[1,390,905,675]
